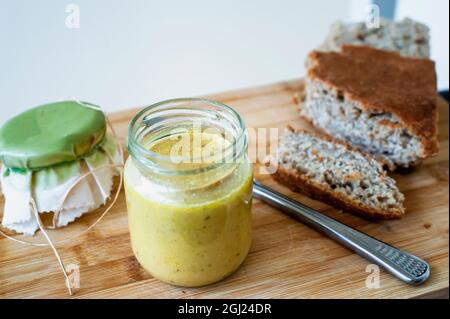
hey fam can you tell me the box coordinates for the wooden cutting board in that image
[0,79,448,299]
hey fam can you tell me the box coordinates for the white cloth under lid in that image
[0,136,121,236]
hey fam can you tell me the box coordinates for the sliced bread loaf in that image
[298,45,438,169]
[320,18,430,58]
[274,128,405,219]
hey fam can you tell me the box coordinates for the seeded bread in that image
[298,45,438,169]
[320,18,430,58]
[274,127,405,219]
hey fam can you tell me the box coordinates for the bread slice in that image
[274,128,405,219]
[320,18,430,58]
[298,45,438,170]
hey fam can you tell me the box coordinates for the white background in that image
[0,0,448,126]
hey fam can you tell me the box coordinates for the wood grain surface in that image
[0,79,448,299]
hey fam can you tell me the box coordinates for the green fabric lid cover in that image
[0,101,106,170]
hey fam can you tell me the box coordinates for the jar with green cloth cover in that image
[0,100,122,236]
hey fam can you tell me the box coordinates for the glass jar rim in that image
[127,97,247,175]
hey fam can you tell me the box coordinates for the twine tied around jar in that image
[0,100,125,296]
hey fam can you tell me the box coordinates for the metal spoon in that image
[253,179,430,285]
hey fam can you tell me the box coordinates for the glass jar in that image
[124,98,253,287]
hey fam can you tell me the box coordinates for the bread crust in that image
[306,45,439,159]
[274,127,405,219]
[273,166,404,219]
